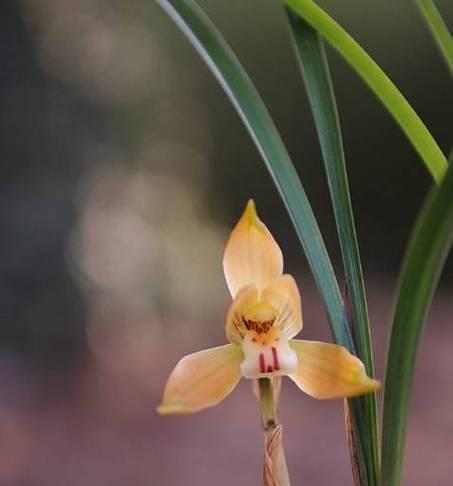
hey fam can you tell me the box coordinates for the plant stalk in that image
[258,378,291,486]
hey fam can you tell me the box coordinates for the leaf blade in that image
[415,0,453,75]
[285,0,448,183]
[381,156,453,486]
[285,12,379,485]
[154,0,353,346]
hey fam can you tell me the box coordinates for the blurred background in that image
[0,0,451,484]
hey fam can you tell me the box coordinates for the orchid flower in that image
[158,200,379,415]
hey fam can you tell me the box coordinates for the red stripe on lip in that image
[259,353,265,373]
[271,347,280,370]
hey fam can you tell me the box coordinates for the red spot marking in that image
[259,353,265,373]
[252,338,257,342]
[267,365,273,373]
[271,347,280,371]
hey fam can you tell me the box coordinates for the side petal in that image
[225,285,259,344]
[288,340,380,399]
[223,200,283,298]
[261,275,303,338]
[157,344,243,414]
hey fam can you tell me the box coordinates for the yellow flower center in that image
[241,302,276,334]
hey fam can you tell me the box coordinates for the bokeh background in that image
[0,0,452,484]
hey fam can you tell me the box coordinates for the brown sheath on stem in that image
[264,425,291,486]
[344,399,363,486]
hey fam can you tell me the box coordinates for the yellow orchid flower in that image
[158,200,380,415]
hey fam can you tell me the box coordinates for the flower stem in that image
[258,378,291,486]
[259,377,277,430]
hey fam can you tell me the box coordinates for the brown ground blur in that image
[0,282,451,486]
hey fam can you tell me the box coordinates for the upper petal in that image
[288,340,380,399]
[157,344,243,414]
[261,275,303,339]
[223,200,283,298]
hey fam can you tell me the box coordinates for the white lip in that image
[240,331,297,379]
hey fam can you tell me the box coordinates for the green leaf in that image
[285,11,379,486]
[154,0,353,347]
[415,0,453,75]
[381,154,453,486]
[285,0,448,183]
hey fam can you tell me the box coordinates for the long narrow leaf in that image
[285,12,379,486]
[381,156,453,486]
[415,0,453,75]
[285,0,448,183]
[153,0,353,347]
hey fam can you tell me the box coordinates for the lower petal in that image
[288,340,380,399]
[157,344,243,414]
